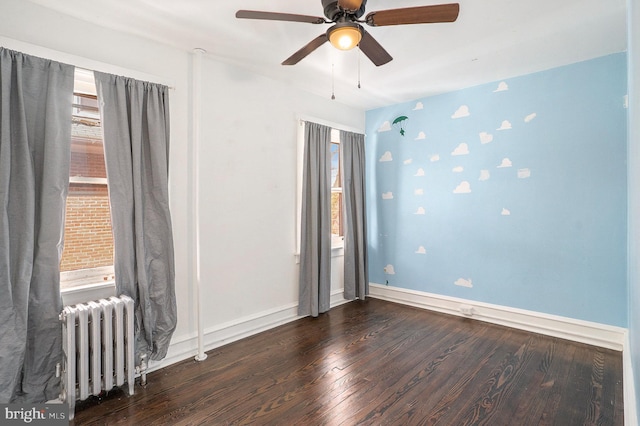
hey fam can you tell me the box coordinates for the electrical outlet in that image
[459,304,474,316]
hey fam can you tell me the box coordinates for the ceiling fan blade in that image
[338,0,363,11]
[365,3,459,27]
[359,29,392,66]
[282,34,329,65]
[236,10,326,24]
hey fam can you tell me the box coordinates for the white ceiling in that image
[26,0,627,110]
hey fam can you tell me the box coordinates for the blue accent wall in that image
[365,53,628,327]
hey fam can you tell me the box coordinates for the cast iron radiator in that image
[59,295,138,419]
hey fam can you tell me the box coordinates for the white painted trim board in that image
[368,283,625,351]
[147,289,349,374]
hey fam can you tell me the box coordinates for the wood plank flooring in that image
[71,298,624,425]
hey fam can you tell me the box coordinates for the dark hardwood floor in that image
[72,298,624,425]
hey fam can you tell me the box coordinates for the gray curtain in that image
[298,122,332,317]
[94,72,176,363]
[341,130,369,300]
[340,131,369,300]
[0,48,74,403]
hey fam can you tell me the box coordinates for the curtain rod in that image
[0,37,176,90]
[296,114,364,134]
[76,66,176,91]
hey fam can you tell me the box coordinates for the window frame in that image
[0,38,174,305]
[60,68,116,302]
[330,131,344,248]
[295,116,364,260]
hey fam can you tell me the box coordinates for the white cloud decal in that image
[415,207,426,215]
[518,168,531,179]
[451,105,470,119]
[416,246,427,254]
[415,131,426,140]
[454,278,473,288]
[479,170,490,181]
[452,166,464,173]
[453,181,471,194]
[497,120,512,131]
[497,158,513,168]
[479,132,494,144]
[382,192,394,200]
[493,81,509,92]
[414,168,425,177]
[430,154,440,162]
[524,113,537,123]
[379,151,393,162]
[378,121,392,132]
[413,102,424,110]
[415,189,424,196]
[501,208,511,216]
[404,158,413,165]
[384,264,396,274]
[451,143,470,156]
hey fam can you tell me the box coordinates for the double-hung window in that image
[297,119,361,258]
[60,69,114,291]
[330,128,344,247]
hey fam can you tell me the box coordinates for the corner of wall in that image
[625,330,639,426]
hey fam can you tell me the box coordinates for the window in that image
[296,118,363,257]
[330,129,344,247]
[60,69,115,290]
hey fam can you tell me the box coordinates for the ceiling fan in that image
[236,0,460,66]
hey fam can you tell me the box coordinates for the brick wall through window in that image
[60,189,113,272]
[60,143,113,272]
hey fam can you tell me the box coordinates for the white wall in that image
[0,0,364,369]
[627,0,640,421]
[196,56,363,328]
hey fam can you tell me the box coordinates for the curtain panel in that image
[94,72,176,363]
[341,130,369,300]
[298,122,333,317]
[0,48,74,402]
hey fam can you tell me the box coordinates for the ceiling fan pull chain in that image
[331,61,336,100]
[358,46,362,89]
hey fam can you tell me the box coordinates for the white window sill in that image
[295,245,344,264]
[61,280,116,306]
[69,176,108,185]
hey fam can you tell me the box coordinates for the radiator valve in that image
[136,354,148,387]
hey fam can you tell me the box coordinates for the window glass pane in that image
[331,142,341,189]
[60,70,114,286]
[331,191,343,237]
[60,190,113,272]
[70,108,105,180]
[330,135,343,240]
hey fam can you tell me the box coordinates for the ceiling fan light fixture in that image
[237,1,459,66]
[328,24,362,51]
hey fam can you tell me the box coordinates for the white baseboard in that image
[369,283,626,351]
[624,331,639,426]
[147,289,349,374]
